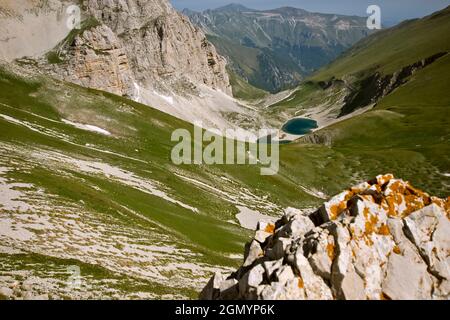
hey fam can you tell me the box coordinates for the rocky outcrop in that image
[40,23,136,97]
[201,174,450,300]
[1,0,253,132]
[1,0,231,96]
[82,0,231,95]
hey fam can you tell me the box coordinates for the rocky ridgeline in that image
[1,0,231,97]
[201,174,450,300]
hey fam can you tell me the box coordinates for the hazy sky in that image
[171,0,450,24]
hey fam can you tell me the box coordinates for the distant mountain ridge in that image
[185,4,372,92]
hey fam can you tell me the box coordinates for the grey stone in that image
[243,240,263,267]
[218,279,239,300]
[382,250,433,300]
[266,238,290,260]
[239,264,265,295]
[340,268,366,300]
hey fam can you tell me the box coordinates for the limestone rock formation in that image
[201,174,450,300]
[45,23,136,97]
[1,0,230,96]
[82,0,231,95]
[1,1,255,131]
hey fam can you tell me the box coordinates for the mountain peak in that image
[215,3,253,12]
[265,6,309,16]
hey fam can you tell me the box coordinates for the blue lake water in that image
[282,118,318,135]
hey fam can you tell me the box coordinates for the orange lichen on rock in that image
[326,243,335,260]
[365,221,375,235]
[432,196,450,217]
[264,223,276,234]
[327,191,355,220]
[377,224,390,236]
[376,174,394,186]
[329,201,347,220]
[393,245,401,255]
[298,277,304,289]
[363,207,370,219]
[444,197,450,219]
[363,211,380,236]
[383,196,397,217]
[403,194,426,216]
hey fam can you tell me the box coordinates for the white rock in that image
[295,251,333,300]
[254,230,272,243]
[202,175,450,300]
[243,240,263,267]
[382,249,433,300]
[405,204,450,280]
[279,217,314,239]
[239,264,265,295]
[275,266,295,284]
[340,268,366,300]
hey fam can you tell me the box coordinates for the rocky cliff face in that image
[2,0,252,131]
[43,23,136,97]
[82,0,231,95]
[201,174,450,300]
[0,0,70,61]
[1,0,230,96]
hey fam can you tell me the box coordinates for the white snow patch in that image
[153,91,174,105]
[133,82,142,103]
[62,119,111,136]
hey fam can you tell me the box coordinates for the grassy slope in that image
[0,64,332,299]
[227,68,269,101]
[310,7,450,80]
[2,7,449,299]
[208,35,302,93]
[276,7,450,197]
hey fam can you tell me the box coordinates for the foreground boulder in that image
[201,175,450,300]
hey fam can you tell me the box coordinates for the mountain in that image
[0,0,269,132]
[185,5,371,92]
[0,58,341,300]
[0,3,449,301]
[268,6,450,197]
